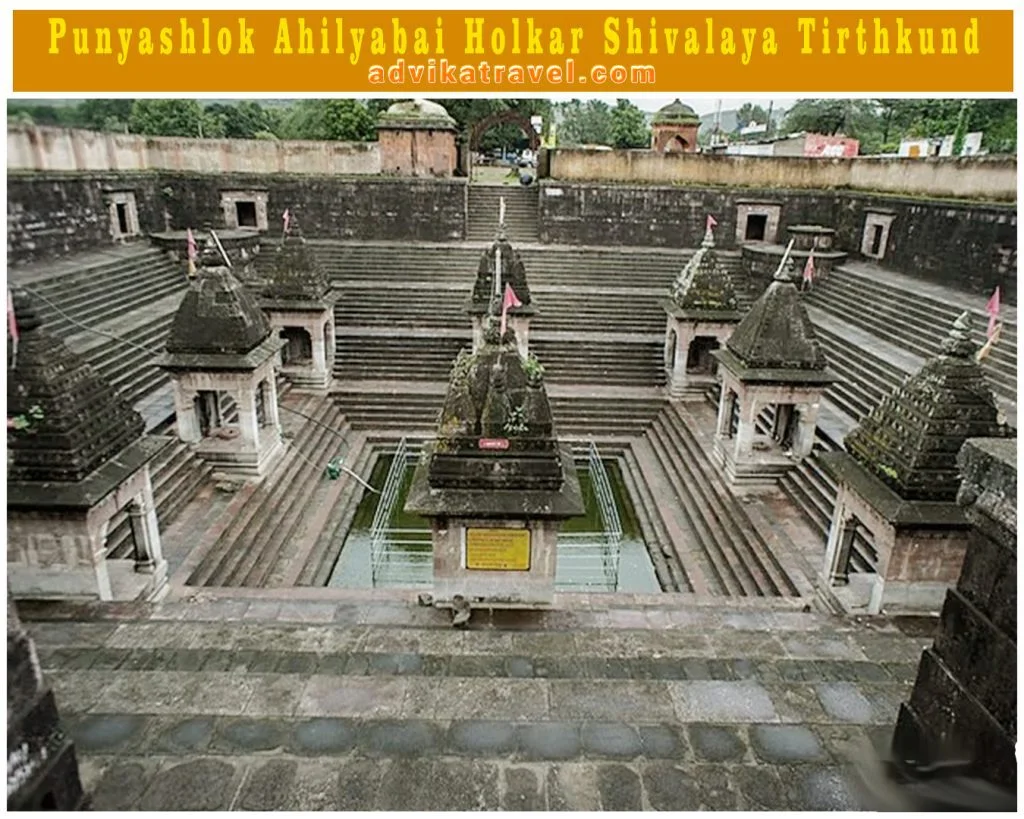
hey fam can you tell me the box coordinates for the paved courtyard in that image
[23,593,934,811]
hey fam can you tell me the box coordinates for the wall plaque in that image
[465,528,531,571]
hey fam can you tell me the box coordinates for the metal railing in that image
[557,442,623,592]
[365,438,626,592]
[369,438,433,588]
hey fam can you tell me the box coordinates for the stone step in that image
[184,395,334,587]
[834,266,1018,347]
[617,444,692,593]
[296,431,378,587]
[19,582,932,810]
[663,404,801,597]
[645,412,790,599]
[236,408,355,589]
[26,258,184,337]
[810,279,1016,398]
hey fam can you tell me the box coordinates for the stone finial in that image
[774,253,799,283]
[199,234,226,269]
[941,311,978,358]
[469,238,534,314]
[701,226,715,248]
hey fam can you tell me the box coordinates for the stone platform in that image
[21,592,934,811]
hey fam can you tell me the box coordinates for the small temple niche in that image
[7,289,167,602]
[405,320,583,613]
[819,311,1015,615]
[661,219,743,398]
[711,257,835,488]
[157,237,285,480]
[257,211,338,391]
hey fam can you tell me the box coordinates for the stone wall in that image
[8,125,380,175]
[8,172,467,264]
[7,171,166,264]
[891,438,1016,796]
[547,148,1018,202]
[537,182,1017,302]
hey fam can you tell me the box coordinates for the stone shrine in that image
[7,594,89,810]
[711,257,835,487]
[257,213,338,391]
[377,99,458,178]
[467,211,536,359]
[820,313,1014,614]
[405,321,583,613]
[650,99,701,153]
[888,438,1016,803]
[157,238,284,479]
[661,220,743,398]
[7,289,166,601]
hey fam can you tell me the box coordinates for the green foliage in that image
[205,100,275,139]
[504,404,529,436]
[77,99,134,131]
[558,99,614,147]
[522,355,545,383]
[279,99,376,141]
[878,464,899,481]
[736,102,769,130]
[8,404,44,433]
[129,99,207,137]
[610,99,650,149]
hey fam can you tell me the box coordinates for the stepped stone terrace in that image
[6,139,1017,811]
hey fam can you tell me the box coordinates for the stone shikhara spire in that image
[668,216,739,314]
[844,311,1014,502]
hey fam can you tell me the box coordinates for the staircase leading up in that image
[10,244,190,420]
[806,266,1017,408]
[466,184,539,242]
[184,393,358,588]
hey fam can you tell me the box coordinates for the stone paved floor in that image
[22,595,935,811]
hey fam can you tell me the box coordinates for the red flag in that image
[986,286,1001,339]
[283,209,291,234]
[186,228,197,260]
[803,251,816,283]
[500,284,522,337]
[706,214,718,232]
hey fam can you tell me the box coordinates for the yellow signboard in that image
[465,528,531,571]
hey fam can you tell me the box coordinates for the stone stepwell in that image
[21,593,933,812]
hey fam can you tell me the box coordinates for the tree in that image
[129,99,207,137]
[76,99,134,131]
[204,101,272,139]
[558,99,614,146]
[736,103,769,130]
[610,99,650,149]
[279,100,376,141]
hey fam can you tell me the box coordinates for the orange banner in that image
[13,10,1014,93]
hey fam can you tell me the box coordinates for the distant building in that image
[650,99,700,153]
[898,132,984,158]
[724,133,859,158]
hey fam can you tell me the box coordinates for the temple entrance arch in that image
[465,109,542,181]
